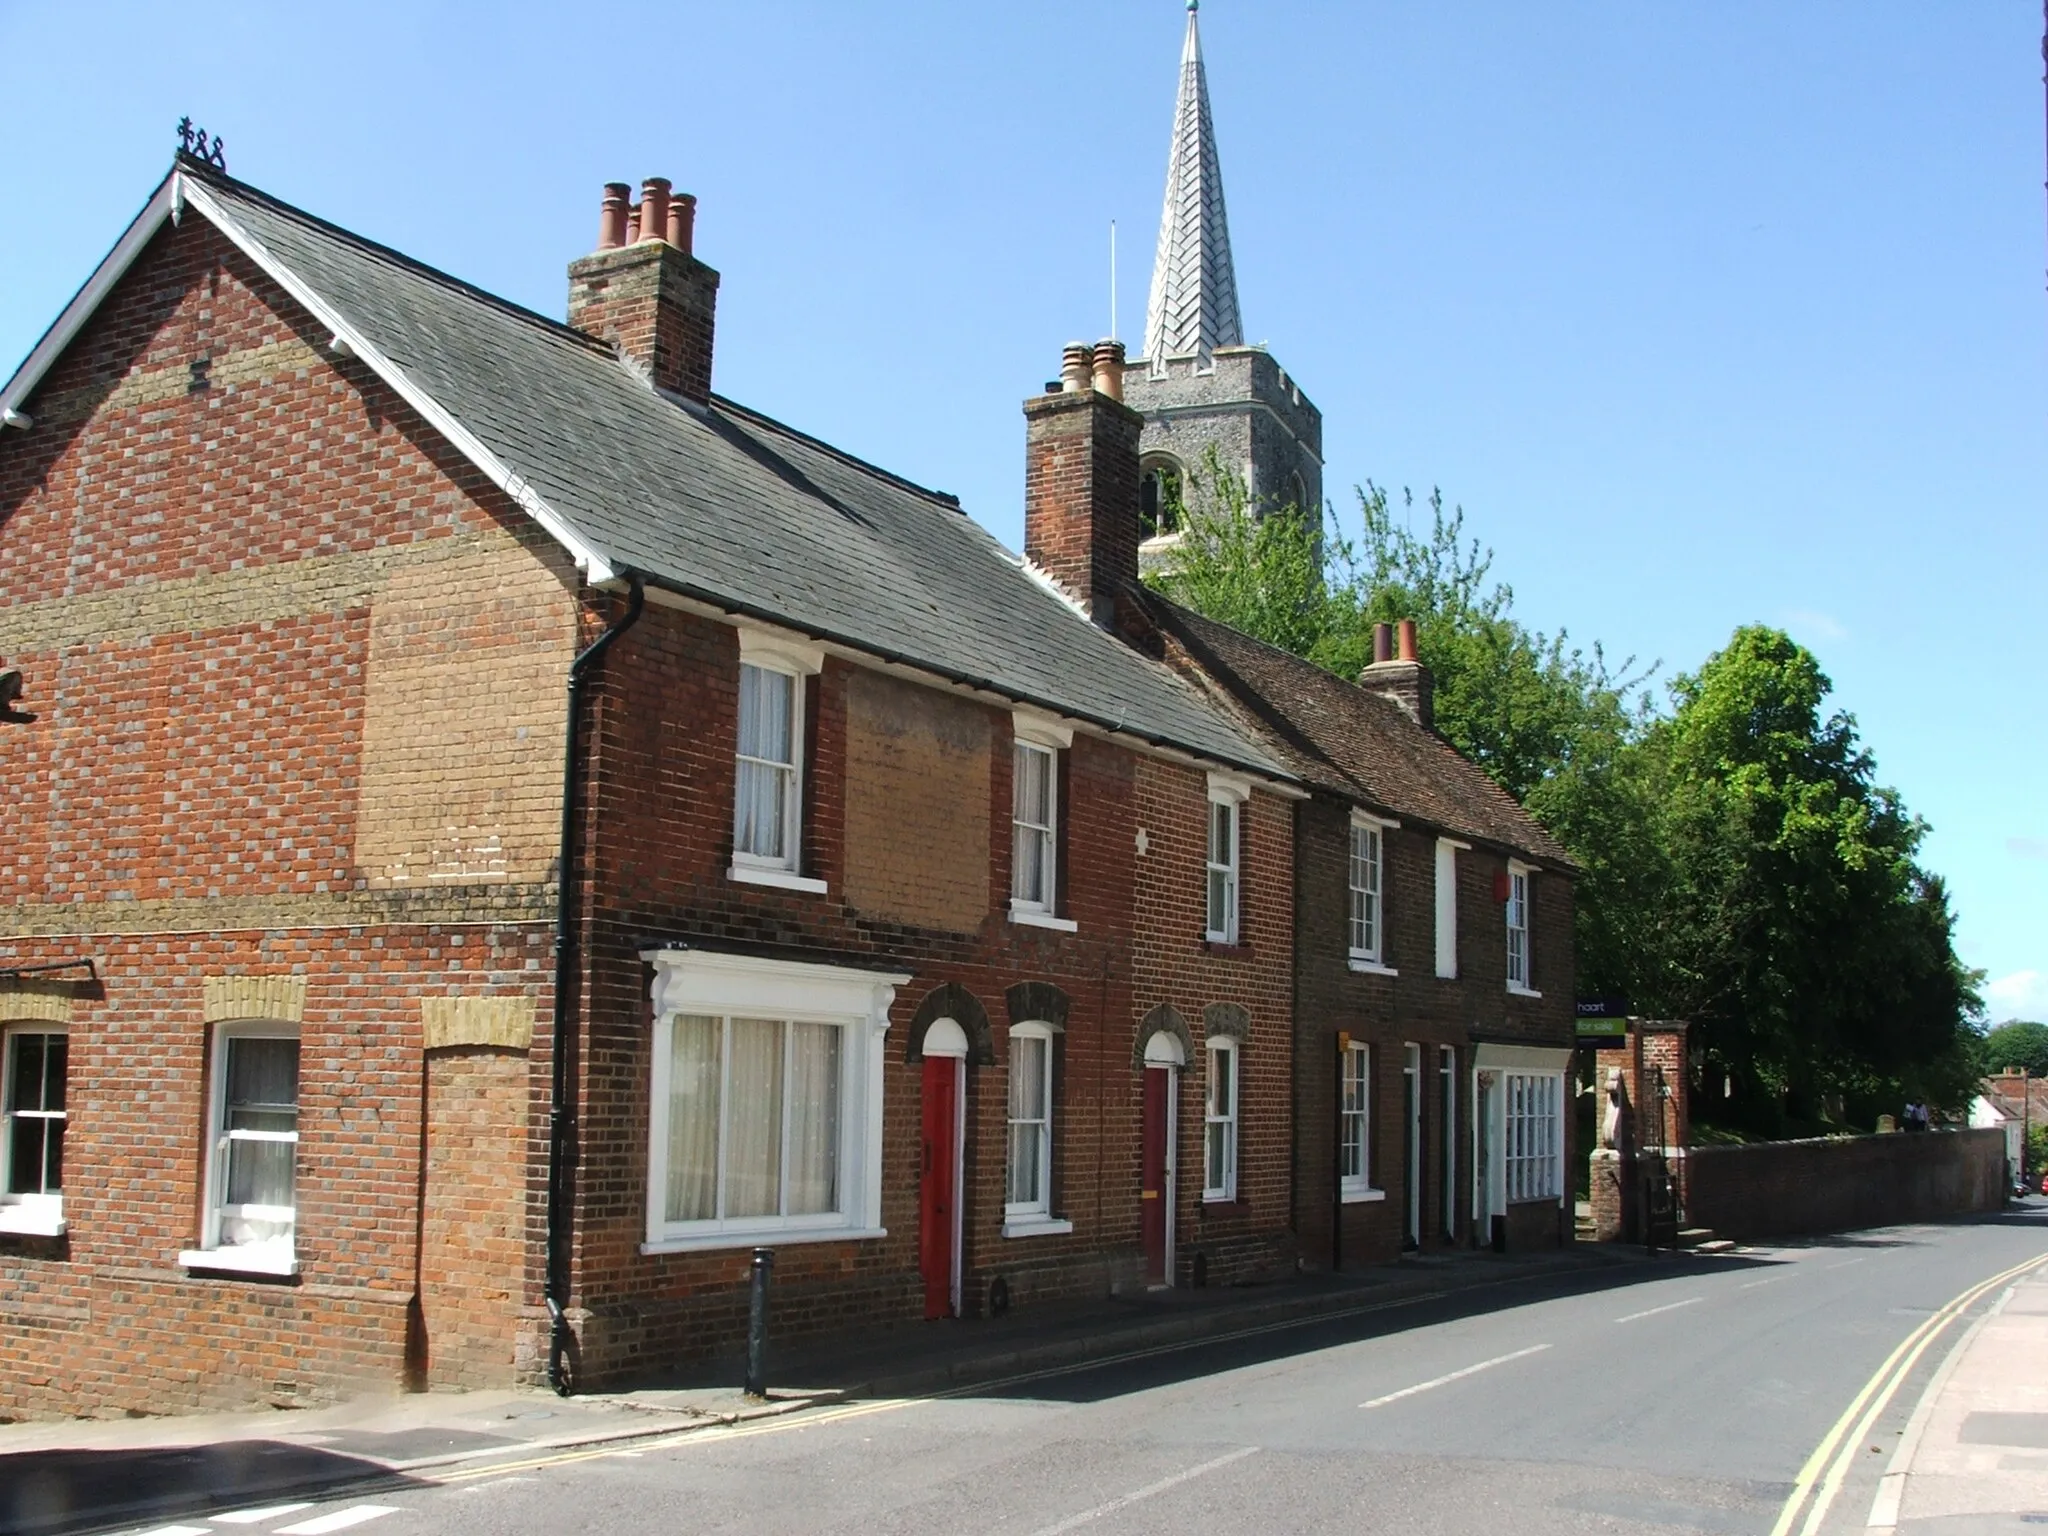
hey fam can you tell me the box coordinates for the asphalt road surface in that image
[112,1208,2048,1536]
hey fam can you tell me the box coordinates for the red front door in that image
[920,1057,959,1319]
[1141,1066,1170,1285]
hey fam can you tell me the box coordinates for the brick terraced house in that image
[0,152,1309,1414]
[1140,605,1580,1263]
[0,15,1573,1418]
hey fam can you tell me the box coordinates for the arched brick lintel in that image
[1133,1003,1195,1070]
[1202,1002,1250,1043]
[905,981,996,1066]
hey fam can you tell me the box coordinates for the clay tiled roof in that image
[1142,593,1576,870]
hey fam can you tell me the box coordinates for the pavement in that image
[1866,1254,2048,1534]
[8,1212,2048,1534]
[0,1240,1640,1536]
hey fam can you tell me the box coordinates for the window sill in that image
[1201,1192,1239,1206]
[1341,1187,1388,1205]
[1507,983,1544,999]
[728,864,829,895]
[0,1206,66,1238]
[178,1245,299,1277]
[1001,1216,1074,1239]
[1009,905,1078,933]
[1347,957,1398,976]
[1203,939,1251,958]
[642,1225,885,1256]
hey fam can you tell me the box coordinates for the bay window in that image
[644,948,903,1252]
[1503,1071,1563,1203]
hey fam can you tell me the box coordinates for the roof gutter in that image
[545,573,644,1396]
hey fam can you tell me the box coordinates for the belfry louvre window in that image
[660,1015,843,1229]
[1,1029,67,1231]
[1503,1071,1562,1203]
[1012,742,1058,912]
[734,661,803,870]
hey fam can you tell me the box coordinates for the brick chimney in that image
[1361,618,1434,728]
[1023,340,1141,627]
[567,177,720,401]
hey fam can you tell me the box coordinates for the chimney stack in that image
[1024,343,1144,627]
[1360,616,1434,728]
[567,177,721,401]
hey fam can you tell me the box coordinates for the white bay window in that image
[644,948,904,1253]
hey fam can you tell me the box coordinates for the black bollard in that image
[744,1247,775,1399]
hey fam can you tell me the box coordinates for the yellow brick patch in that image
[203,974,308,1024]
[0,981,75,1025]
[31,337,325,427]
[421,995,536,1052]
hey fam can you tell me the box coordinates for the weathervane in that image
[176,117,227,171]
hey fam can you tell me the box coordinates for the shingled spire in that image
[1143,0,1243,364]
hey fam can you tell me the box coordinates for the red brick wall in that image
[0,215,575,1416]
[1685,1128,2006,1241]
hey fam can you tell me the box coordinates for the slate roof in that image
[1140,593,1576,870]
[1143,2,1242,363]
[16,163,1290,782]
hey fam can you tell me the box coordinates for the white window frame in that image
[729,629,826,894]
[0,1024,68,1236]
[181,1020,301,1276]
[1009,713,1077,931]
[1435,838,1468,980]
[1348,811,1397,972]
[1339,1041,1383,1201]
[1506,859,1539,996]
[1206,773,1250,945]
[643,947,905,1254]
[1203,1038,1239,1202]
[1502,1070,1564,1204]
[1004,1021,1069,1236]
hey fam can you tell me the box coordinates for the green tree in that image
[1979,1020,2048,1078]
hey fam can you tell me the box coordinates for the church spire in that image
[1143,0,1243,363]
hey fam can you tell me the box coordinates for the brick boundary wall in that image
[1684,1127,2007,1242]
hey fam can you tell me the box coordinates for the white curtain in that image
[725,1019,785,1218]
[735,666,794,861]
[665,1015,721,1222]
[1008,1036,1047,1208]
[785,1023,841,1215]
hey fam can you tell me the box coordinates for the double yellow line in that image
[1769,1250,2048,1536]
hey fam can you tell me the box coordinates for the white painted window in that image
[1503,1071,1563,1203]
[644,948,902,1252]
[1506,863,1533,991]
[1435,839,1465,979]
[1204,1039,1239,1201]
[1012,742,1058,912]
[1348,820,1384,961]
[1439,1045,1458,1238]
[187,1023,300,1274]
[0,1027,67,1235]
[1340,1043,1375,1198]
[1206,780,1246,944]
[1006,1024,1056,1220]
[734,661,803,871]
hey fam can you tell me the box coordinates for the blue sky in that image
[2,1,2043,1019]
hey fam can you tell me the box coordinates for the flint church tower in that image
[1127,0,1323,564]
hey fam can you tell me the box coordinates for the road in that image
[115,1208,2048,1536]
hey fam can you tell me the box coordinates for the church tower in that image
[1125,0,1323,564]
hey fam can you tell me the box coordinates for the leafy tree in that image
[1979,1020,2048,1079]
[1149,459,1980,1128]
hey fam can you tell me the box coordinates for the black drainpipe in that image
[546,573,644,1395]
